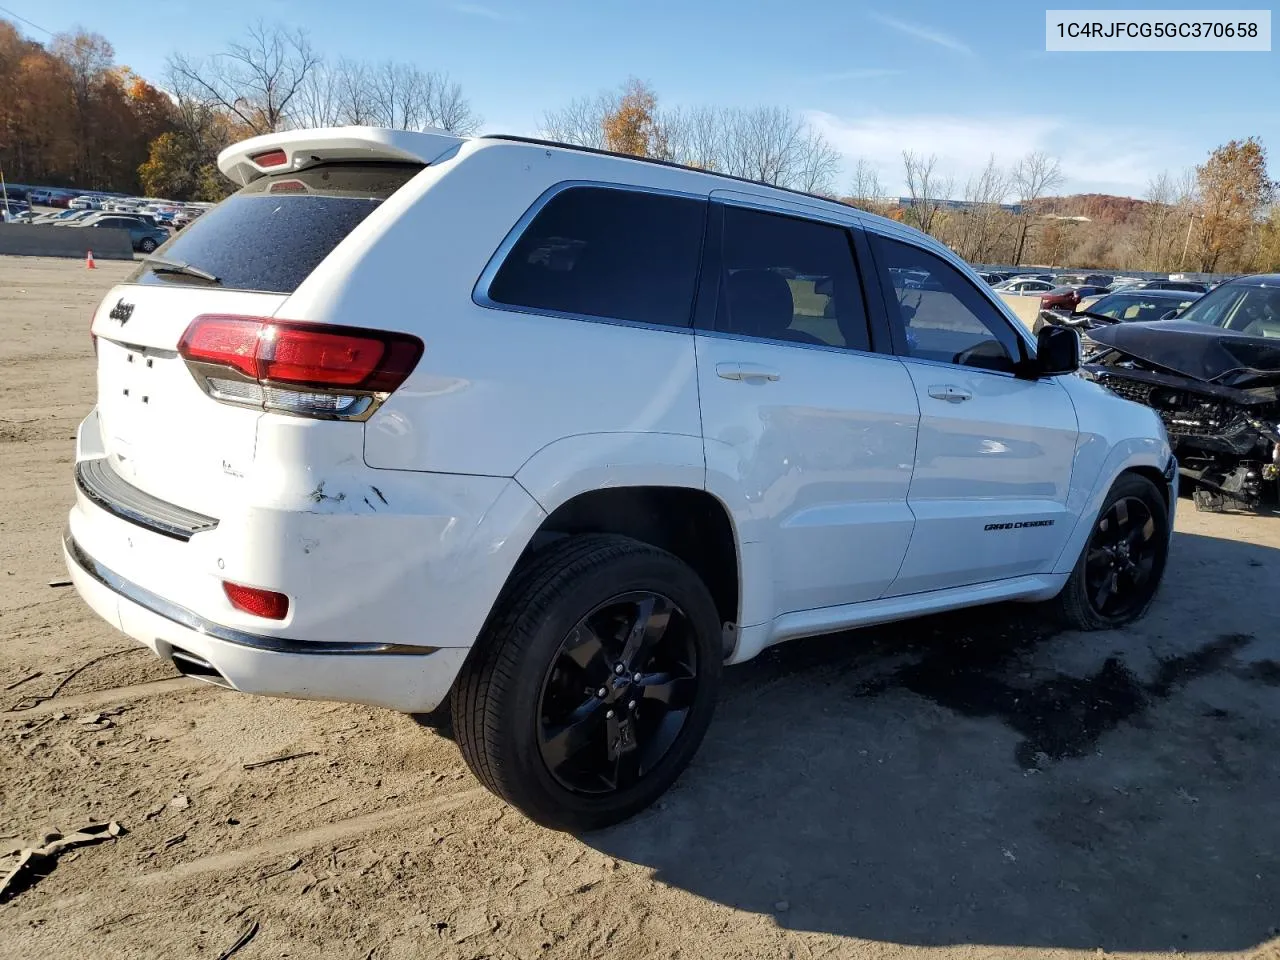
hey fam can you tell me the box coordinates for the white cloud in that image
[816,68,906,82]
[871,14,973,57]
[805,110,1184,198]
[451,3,516,22]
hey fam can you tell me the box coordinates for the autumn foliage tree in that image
[602,78,663,157]
[1193,137,1276,272]
[0,19,177,193]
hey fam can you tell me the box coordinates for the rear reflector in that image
[252,149,288,168]
[223,581,290,620]
[179,316,423,393]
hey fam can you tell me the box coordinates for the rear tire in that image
[451,534,723,831]
[1048,473,1170,630]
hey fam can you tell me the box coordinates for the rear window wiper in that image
[142,257,221,284]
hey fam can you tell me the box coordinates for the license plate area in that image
[98,342,181,476]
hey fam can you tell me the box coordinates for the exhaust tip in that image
[170,647,232,688]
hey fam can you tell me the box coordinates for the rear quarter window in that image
[128,162,423,294]
[484,186,707,328]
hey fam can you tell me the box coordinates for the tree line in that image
[552,78,1279,273]
[3,17,1277,272]
[0,19,481,202]
[847,138,1277,274]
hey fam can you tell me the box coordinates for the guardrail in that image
[0,224,134,260]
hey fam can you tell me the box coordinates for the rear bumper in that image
[64,529,468,712]
[65,407,547,712]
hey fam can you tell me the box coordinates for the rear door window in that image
[712,204,871,351]
[128,162,423,293]
[485,186,706,328]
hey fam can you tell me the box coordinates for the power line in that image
[0,3,55,37]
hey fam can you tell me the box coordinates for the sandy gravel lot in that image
[1,256,1278,960]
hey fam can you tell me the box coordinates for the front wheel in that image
[1048,473,1170,630]
[138,238,157,253]
[451,535,723,831]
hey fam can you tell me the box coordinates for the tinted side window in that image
[487,186,705,328]
[715,205,870,351]
[871,235,1020,373]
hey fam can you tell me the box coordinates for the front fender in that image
[1050,434,1175,575]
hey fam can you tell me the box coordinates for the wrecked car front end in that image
[1082,320,1280,511]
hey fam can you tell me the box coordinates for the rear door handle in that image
[717,362,781,382]
[927,384,972,403]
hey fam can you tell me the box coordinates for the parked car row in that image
[5,184,213,231]
[7,204,172,251]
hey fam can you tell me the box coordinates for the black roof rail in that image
[478,133,852,210]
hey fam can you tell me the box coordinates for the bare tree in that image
[795,128,840,196]
[292,61,344,128]
[335,59,376,125]
[422,73,480,134]
[540,92,617,148]
[1010,151,1064,263]
[956,155,1010,261]
[280,58,480,134]
[167,21,319,135]
[902,151,953,236]
[661,105,725,171]
[725,106,804,185]
[847,158,885,210]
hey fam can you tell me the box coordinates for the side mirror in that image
[1031,324,1080,377]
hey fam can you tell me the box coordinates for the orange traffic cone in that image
[85,249,96,270]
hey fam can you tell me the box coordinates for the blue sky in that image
[11,0,1279,196]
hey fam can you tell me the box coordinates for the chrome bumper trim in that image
[64,530,438,657]
[75,458,218,542]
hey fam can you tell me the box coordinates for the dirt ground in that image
[1,255,1278,960]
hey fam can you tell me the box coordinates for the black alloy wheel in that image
[451,534,723,830]
[1083,495,1161,620]
[537,591,699,794]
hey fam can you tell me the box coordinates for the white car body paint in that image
[66,128,1175,712]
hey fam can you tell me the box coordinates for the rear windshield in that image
[128,162,422,293]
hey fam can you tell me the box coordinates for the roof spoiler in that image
[217,126,466,186]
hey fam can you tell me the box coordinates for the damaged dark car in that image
[1082,275,1280,512]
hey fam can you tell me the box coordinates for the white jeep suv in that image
[66,127,1176,829]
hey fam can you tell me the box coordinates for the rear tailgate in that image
[91,286,288,516]
[87,158,427,518]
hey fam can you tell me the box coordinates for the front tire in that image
[139,238,157,253]
[1049,473,1170,630]
[451,535,723,831]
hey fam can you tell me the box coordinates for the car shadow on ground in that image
[584,529,1280,953]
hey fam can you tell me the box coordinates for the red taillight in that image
[268,179,308,194]
[252,149,288,168]
[223,581,289,620]
[178,316,423,392]
[179,315,260,379]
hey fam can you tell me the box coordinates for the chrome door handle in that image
[927,384,972,403]
[718,362,780,382]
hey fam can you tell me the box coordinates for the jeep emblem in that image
[108,299,134,323]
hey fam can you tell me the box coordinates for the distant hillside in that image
[1032,194,1152,224]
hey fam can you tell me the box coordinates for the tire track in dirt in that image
[0,677,207,719]
[131,787,490,885]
